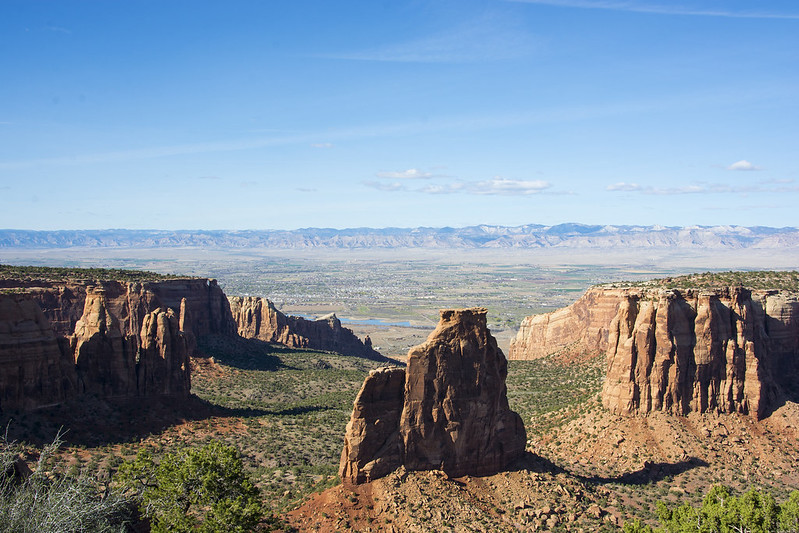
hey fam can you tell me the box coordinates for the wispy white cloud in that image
[607,180,798,195]
[2,85,785,171]
[296,187,317,193]
[507,0,799,19]
[418,183,465,194]
[606,182,642,191]
[727,160,762,171]
[376,168,436,180]
[470,177,551,195]
[610,183,721,195]
[323,15,537,63]
[363,180,407,192]
[365,176,551,196]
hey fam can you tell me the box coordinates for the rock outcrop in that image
[228,296,384,360]
[509,288,625,360]
[0,278,205,411]
[0,295,74,410]
[0,277,234,340]
[340,308,526,484]
[511,286,799,419]
[136,304,191,397]
[1,271,388,412]
[339,367,406,484]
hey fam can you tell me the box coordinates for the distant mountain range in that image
[1,225,798,250]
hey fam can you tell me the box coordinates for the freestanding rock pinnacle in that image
[340,308,527,484]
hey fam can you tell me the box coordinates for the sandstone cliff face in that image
[1,273,388,412]
[339,367,406,484]
[0,278,233,340]
[136,304,191,397]
[340,308,526,484]
[511,286,799,419]
[509,288,627,360]
[603,287,784,419]
[0,295,74,410]
[228,296,384,360]
[0,279,203,411]
[146,279,234,337]
[72,287,137,398]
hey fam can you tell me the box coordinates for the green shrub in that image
[649,485,798,533]
[117,441,263,532]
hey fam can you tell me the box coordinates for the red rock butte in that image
[340,307,527,484]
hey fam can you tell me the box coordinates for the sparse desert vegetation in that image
[2,264,799,531]
[0,264,185,283]
[603,270,799,291]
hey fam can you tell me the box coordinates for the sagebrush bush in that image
[0,431,132,533]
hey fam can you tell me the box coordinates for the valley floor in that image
[5,336,798,532]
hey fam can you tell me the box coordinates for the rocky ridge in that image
[510,283,799,419]
[340,308,526,484]
[2,224,798,250]
[1,270,384,412]
[0,278,201,411]
[228,296,383,360]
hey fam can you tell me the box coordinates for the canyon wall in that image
[0,277,234,340]
[509,288,625,361]
[228,296,384,360]
[0,277,220,411]
[340,308,526,484]
[1,275,386,412]
[510,286,799,419]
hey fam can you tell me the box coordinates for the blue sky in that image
[1,0,797,230]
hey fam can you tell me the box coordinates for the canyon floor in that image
[2,250,798,530]
[5,333,798,531]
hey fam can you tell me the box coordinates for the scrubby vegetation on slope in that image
[603,270,799,291]
[0,264,185,283]
[0,432,132,532]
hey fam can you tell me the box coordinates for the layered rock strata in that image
[339,367,406,484]
[0,277,234,340]
[0,295,74,410]
[510,286,799,419]
[509,288,625,360]
[1,274,387,412]
[228,296,384,360]
[0,279,204,411]
[340,308,526,484]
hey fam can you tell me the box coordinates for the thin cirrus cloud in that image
[606,182,643,192]
[471,177,552,195]
[607,181,797,195]
[376,168,436,179]
[322,16,537,63]
[365,176,552,196]
[363,180,407,192]
[607,182,720,194]
[507,0,799,19]
[1,88,780,172]
[727,160,762,171]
